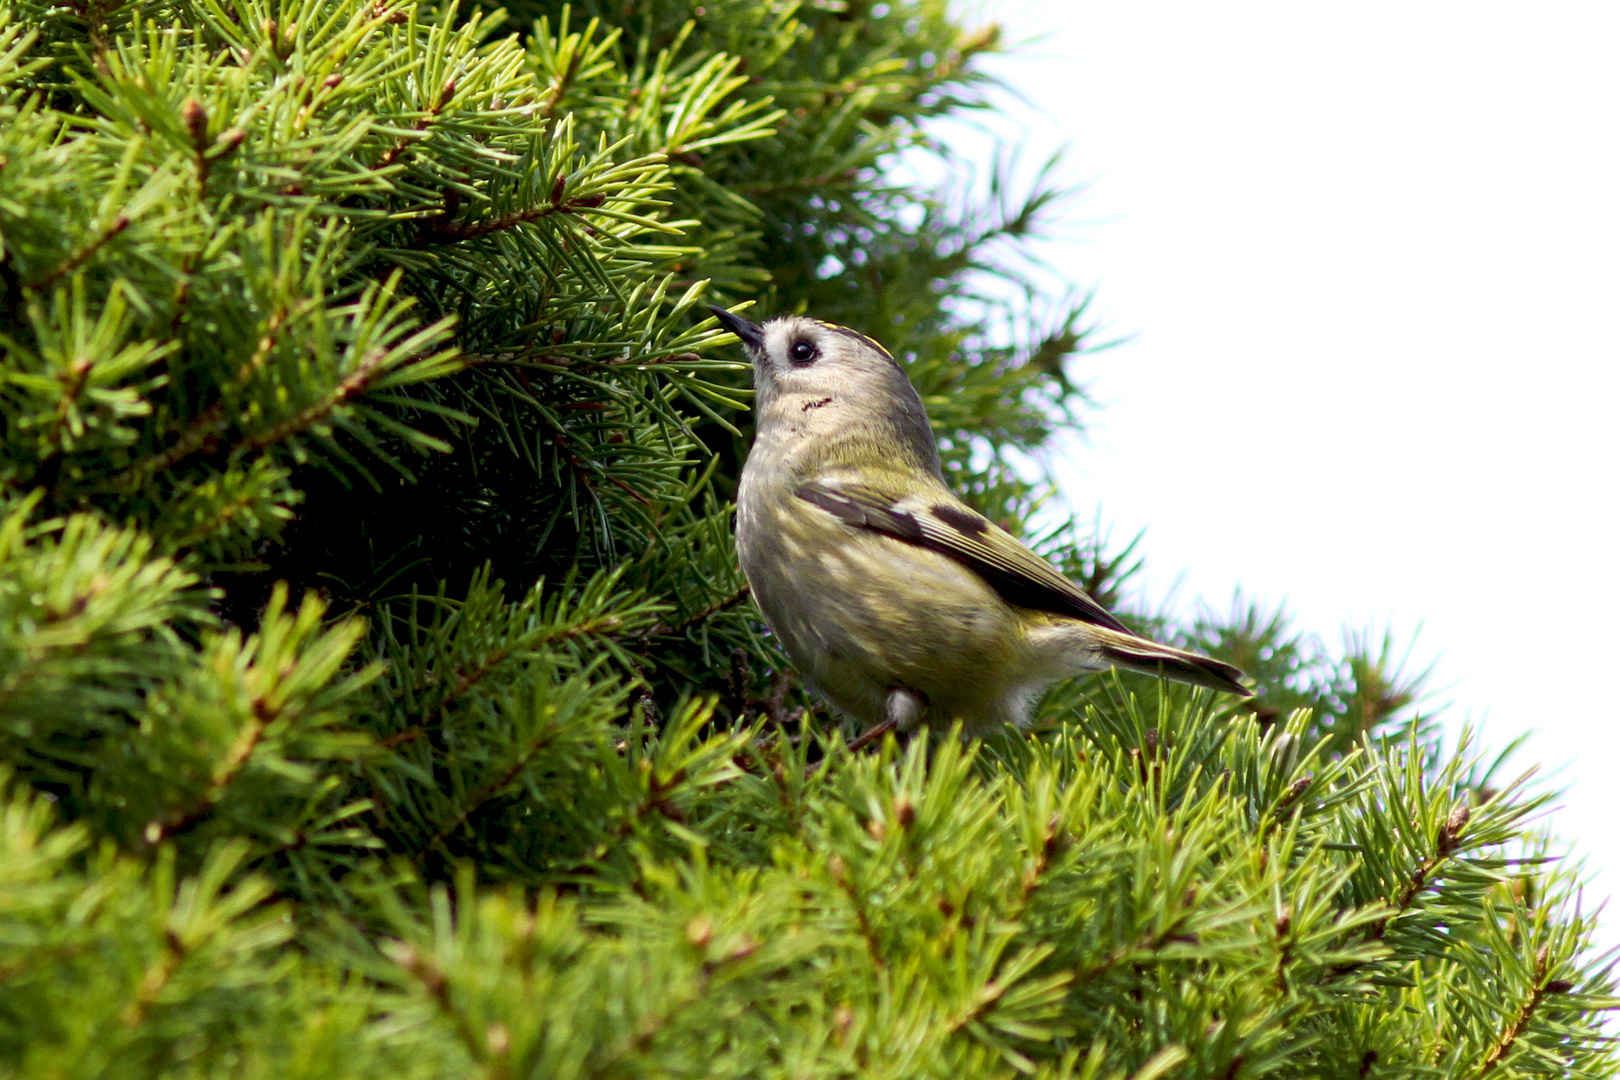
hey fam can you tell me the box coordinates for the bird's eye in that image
[789,340,818,364]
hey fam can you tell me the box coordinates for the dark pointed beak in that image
[708,304,764,351]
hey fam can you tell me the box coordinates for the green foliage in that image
[0,0,1612,1076]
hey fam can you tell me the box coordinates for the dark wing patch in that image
[795,484,924,540]
[795,481,1130,633]
[931,503,988,536]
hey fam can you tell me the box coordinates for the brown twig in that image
[378,613,627,750]
[230,346,391,456]
[144,699,275,844]
[418,740,547,855]
[409,192,605,247]
[829,852,886,972]
[376,77,456,170]
[27,215,128,292]
[640,584,750,641]
[1474,947,1567,1077]
[115,304,294,489]
[844,717,895,754]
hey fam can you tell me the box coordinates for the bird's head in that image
[712,307,910,399]
[709,306,939,475]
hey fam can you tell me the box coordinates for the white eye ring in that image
[789,340,818,364]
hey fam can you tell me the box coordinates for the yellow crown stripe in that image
[814,320,894,360]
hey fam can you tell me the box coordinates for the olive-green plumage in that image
[715,307,1249,737]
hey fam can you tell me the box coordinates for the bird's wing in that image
[795,479,1131,633]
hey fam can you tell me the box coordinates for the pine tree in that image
[0,1,1613,1077]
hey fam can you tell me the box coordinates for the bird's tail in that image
[1088,626,1252,697]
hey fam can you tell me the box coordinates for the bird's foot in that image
[845,687,928,753]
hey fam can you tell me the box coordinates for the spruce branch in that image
[828,850,886,973]
[375,76,457,171]
[1473,946,1567,1077]
[379,606,633,750]
[1070,918,1194,990]
[115,302,301,491]
[24,214,128,292]
[639,582,750,641]
[408,187,609,247]
[414,732,556,857]
[143,697,276,845]
[1344,799,1475,968]
[230,347,392,456]
[119,926,185,1029]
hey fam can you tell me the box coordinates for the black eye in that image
[789,340,818,364]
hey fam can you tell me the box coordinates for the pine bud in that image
[1437,803,1470,855]
[892,794,914,829]
[1042,814,1067,860]
[1277,774,1313,811]
[181,97,208,149]
[1447,803,1470,837]
[213,128,246,159]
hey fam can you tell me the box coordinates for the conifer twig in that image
[144,700,275,844]
[1474,946,1571,1077]
[376,77,456,170]
[230,349,391,455]
[115,303,298,489]
[1328,805,1472,980]
[639,584,750,641]
[26,215,128,291]
[409,190,606,247]
[120,929,186,1029]
[416,727,565,856]
[380,612,629,750]
[828,852,885,972]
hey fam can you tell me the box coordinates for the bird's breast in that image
[735,475,1036,728]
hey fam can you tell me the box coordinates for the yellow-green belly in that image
[738,496,1042,732]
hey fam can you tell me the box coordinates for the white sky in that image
[958,2,1620,943]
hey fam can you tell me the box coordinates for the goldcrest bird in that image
[711,306,1249,742]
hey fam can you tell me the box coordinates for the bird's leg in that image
[846,687,928,752]
[887,686,928,734]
